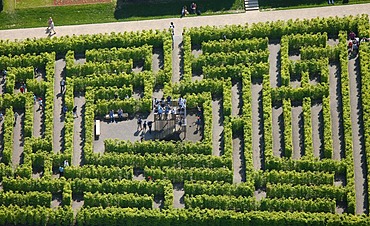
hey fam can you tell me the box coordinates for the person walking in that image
[143,121,147,132]
[60,79,66,93]
[137,117,142,131]
[147,121,153,134]
[48,17,56,35]
[38,98,43,110]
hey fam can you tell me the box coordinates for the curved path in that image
[0,4,369,41]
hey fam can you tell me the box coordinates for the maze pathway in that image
[348,56,368,214]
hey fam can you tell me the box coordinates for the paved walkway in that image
[0,4,369,40]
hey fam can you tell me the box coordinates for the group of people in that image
[19,81,26,94]
[108,109,125,122]
[348,31,370,56]
[58,159,69,176]
[181,2,200,18]
[137,117,153,134]
[153,96,186,120]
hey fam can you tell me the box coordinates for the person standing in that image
[38,98,43,110]
[60,79,66,93]
[147,121,153,134]
[48,18,56,35]
[170,22,175,36]
[137,117,142,131]
[73,106,78,118]
[143,121,147,132]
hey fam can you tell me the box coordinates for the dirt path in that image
[268,42,284,157]
[72,95,85,166]
[348,56,368,214]
[292,102,303,159]
[212,98,224,156]
[152,48,163,73]
[311,100,323,159]
[329,63,344,160]
[53,59,66,153]
[172,35,182,83]
[231,80,242,116]
[232,135,246,183]
[173,183,185,208]
[33,101,43,138]
[12,111,24,168]
[251,79,264,169]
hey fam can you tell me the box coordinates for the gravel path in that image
[33,101,43,138]
[231,80,242,116]
[348,56,368,214]
[311,100,323,159]
[152,48,163,73]
[72,95,85,166]
[232,135,246,183]
[268,42,284,157]
[173,183,185,208]
[172,35,182,83]
[53,59,66,153]
[12,111,24,168]
[251,80,263,169]
[292,102,303,159]
[212,98,224,156]
[329,63,344,160]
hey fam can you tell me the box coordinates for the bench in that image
[104,113,129,121]
[95,120,101,138]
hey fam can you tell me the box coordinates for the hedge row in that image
[64,165,133,180]
[184,181,253,197]
[338,31,356,213]
[86,152,230,169]
[201,37,268,53]
[71,178,166,196]
[265,157,346,173]
[84,192,153,209]
[104,139,212,155]
[144,166,233,183]
[0,191,52,207]
[185,195,335,213]
[359,42,370,209]
[67,59,133,77]
[76,207,370,226]
[0,30,166,55]
[266,183,347,201]
[187,15,365,43]
[254,170,334,187]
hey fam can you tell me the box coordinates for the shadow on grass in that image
[114,0,239,19]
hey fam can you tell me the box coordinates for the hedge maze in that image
[0,14,370,225]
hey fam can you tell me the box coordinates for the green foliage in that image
[71,178,166,196]
[266,183,347,201]
[65,165,133,180]
[254,170,334,187]
[184,181,254,196]
[145,166,233,183]
[84,192,153,208]
[104,139,212,155]
[0,191,52,207]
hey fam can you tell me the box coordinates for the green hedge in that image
[76,207,370,226]
[84,192,153,209]
[64,165,133,180]
[0,191,52,207]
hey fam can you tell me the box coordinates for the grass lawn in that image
[15,0,53,9]
[259,0,370,9]
[0,0,244,30]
